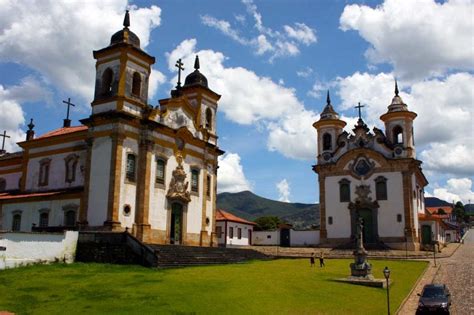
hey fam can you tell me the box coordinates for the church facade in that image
[313,87,428,250]
[0,12,223,246]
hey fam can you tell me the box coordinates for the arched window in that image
[155,158,166,185]
[39,211,49,228]
[132,72,141,96]
[101,68,113,95]
[375,176,388,201]
[322,133,332,151]
[0,178,6,192]
[339,179,351,202]
[393,126,403,144]
[126,154,136,182]
[205,108,213,130]
[39,158,51,186]
[12,213,21,231]
[64,210,76,227]
[65,154,79,183]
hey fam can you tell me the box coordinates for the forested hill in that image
[216,191,319,230]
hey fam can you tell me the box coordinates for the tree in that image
[254,216,281,231]
[437,208,447,215]
[453,201,468,223]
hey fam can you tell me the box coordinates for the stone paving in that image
[397,229,473,315]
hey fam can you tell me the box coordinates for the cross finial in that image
[0,130,11,152]
[123,10,130,28]
[355,102,365,120]
[62,97,76,127]
[194,55,200,70]
[175,59,185,88]
[28,118,35,131]
[395,79,399,96]
[326,90,331,105]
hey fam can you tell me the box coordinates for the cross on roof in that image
[175,59,184,88]
[355,102,365,120]
[62,97,75,127]
[0,130,10,151]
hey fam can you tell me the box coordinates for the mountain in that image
[425,197,452,207]
[216,191,319,230]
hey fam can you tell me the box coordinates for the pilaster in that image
[104,132,125,230]
[319,174,327,241]
[402,170,415,241]
[79,137,94,227]
[134,137,153,242]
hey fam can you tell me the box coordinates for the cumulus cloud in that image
[340,0,474,79]
[296,67,314,78]
[217,152,252,193]
[167,39,318,161]
[0,77,52,152]
[276,179,291,202]
[201,0,316,61]
[432,178,474,204]
[0,1,164,103]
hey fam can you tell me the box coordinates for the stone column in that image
[319,174,327,242]
[200,164,209,246]
[133,137,153,242]
[104,132,125,230]
[78,137,94,227]
[402,170,417,250]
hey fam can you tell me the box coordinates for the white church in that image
[0,12,223,247]
[313,87,428,250]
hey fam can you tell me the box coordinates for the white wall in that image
[290,230,320,246]
[1,198,80,231]
[0,171,21,191]
[217,221,253,246]
[253,230,280,246]
[0,231,78,269]
[325,171,405,239]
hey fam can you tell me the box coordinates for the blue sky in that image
[0,0,473,204]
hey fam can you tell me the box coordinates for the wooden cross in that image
[0,130,10,151]
[175,59,184,88]
[355,102,365,120]
[62,97,76,121]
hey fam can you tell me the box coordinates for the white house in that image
[215,209,255,247]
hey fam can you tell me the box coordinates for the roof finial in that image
[395,79,399,96]
[194,55,200,70]
[28,118,35,130]
[123,10,130,28]
[326,90,331,105]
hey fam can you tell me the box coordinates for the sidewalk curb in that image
[395,261,440,315]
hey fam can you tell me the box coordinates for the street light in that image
[383,266,391,315]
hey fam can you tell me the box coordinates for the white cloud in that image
[284,23,317,45]
[148,69,167,100]
[340,0,474,79]
[0,77,52,152]
[201,0,316,61]
[296,67,314,78]
[276,179,291,202]
[217,152,252,193]
[420,144,474,177]
[0,1,164,103]
[432,178,474,204]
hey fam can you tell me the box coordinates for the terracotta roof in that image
[426,206,453,215]
[0,189,81,201]
[216,209,256,225]
[37,126,88,139]
[418,213,445,221]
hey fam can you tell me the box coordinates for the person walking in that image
[310,252,315,268]
[319,251,325,267]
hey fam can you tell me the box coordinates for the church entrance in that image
[170,203,183,245]
[421,225,432,245]
[358,209,376,243]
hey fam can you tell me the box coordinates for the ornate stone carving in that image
[350,217,373,279]
[349,184,379,210]
[166,151,191,203]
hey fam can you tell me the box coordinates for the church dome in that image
[320,91,340,120]
[387,81,408,112]
[110,10,141,49]
[184,56,208,88]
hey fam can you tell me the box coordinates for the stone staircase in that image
[147,244,271,268]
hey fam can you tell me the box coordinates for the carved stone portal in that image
[166,151,191,203]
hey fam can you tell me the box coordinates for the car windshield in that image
[422,287,446,298]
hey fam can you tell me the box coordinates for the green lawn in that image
[0,259,427,314]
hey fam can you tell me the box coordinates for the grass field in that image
[0,259,427,314]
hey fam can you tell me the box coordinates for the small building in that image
[215,209,255,247]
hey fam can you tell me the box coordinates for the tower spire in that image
[194,55,200,70]
[395,79,399,96]
[326,90,331,105]
[123,10,130,28]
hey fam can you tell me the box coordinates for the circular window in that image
[123,205,131,216]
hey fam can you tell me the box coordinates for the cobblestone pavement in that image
[397,229,473,315]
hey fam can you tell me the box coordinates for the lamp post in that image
[383,266,391,315]
[432,232,437,267]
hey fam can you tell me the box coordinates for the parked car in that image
[416,284,451,314]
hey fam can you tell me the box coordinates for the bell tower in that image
[380,81,417,158]
[313,91,347,164]
[91,10,155,117]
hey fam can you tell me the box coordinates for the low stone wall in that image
[0,231,78,270]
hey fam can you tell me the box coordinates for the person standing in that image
[319,251,325,267]
[310,252,315,267]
